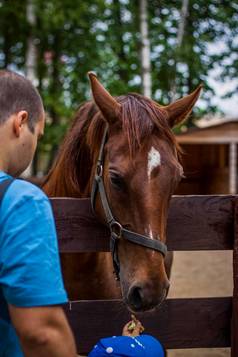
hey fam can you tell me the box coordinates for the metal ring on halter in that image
[110,221,122,239]
[96,164,103,177]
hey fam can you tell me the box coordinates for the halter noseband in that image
[91,125,167,280]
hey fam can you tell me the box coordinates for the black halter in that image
[91,125,167,280]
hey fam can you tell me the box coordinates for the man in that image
[0,70,77,356]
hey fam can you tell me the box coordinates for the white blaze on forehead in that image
[147,146,161,178]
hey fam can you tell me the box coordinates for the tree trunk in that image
[139,0,152,98]
[1,0,11,69]
[26,0,37,84]
[170,0,189,100]
[177,0,189,48]
[46,31,61,172]
[24,0,38,177]
[112,0,129,83]
[3,27,11,69]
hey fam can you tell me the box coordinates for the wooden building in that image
[175,119,238,195]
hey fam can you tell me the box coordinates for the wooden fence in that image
[50,195,237,355]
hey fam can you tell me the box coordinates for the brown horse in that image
[43,73,201,312]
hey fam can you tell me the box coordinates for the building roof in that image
[176,118,238,144]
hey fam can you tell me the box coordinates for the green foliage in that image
[0,0,237,174]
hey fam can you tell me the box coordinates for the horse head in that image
[43,73,201,312]
[87,72,202,312]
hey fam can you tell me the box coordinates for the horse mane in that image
[43,93,180,197]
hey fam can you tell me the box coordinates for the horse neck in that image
[43,162,85,198]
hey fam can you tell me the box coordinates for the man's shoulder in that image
[11,178,47,199]
[0,178,56,241]
[2,178,49,211]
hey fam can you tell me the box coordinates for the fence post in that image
[232,198,238,356]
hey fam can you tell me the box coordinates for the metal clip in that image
[96,164,103,177]
[110,221,122,239]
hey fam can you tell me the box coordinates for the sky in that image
[207,75,238,117]
[204,41,238,118]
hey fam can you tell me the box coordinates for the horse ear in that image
[88,72,121,124]
[164,85,203,128]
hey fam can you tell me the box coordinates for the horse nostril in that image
[128,285,143,310]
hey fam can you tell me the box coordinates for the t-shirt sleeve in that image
[0,179,68,307]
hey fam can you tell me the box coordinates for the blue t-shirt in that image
[0,171,68,356]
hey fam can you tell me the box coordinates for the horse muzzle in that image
[125,280,170,312]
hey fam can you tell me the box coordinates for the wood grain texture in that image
[50,196,235,353]
[50,195,235,252]
[167,195,234,251]
[231,198,238,356]
[64,297,231,354]
[51,198,110,252]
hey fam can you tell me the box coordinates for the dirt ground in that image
[167,251,233,357]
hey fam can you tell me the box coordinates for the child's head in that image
[88,316,165,356]
[89,334,165,356]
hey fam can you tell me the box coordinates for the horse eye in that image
[110,173,125,191]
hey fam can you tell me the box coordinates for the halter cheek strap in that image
[91,125,167,280]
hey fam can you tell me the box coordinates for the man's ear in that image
[164,85,203,128]
[13,111,28,137]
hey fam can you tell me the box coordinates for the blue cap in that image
[88,334,165,356]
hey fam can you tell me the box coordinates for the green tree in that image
[0,0,237,173]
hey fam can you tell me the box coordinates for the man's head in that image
[0,70,45,176]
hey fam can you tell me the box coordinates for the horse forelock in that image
[117,93,180,157]
[85,94,180,160]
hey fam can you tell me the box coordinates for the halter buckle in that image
[96,164,103,177]
[110,221,122,239]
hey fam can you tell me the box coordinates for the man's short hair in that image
[0,70,44,132]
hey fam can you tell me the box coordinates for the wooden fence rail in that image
[50,195,237,355]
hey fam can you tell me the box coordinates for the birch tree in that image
[24,0,38,177]
[139,0,152,98]
[170,0,189,100]
[26,0,37,85]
